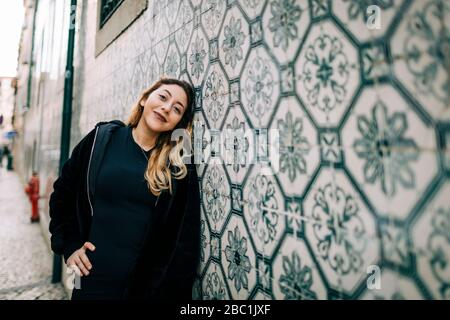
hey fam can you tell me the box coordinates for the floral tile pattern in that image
[295,20,360,127]
[342,85,438,220]
[269,96,320,196]
[201,0,227,40]
[201,261,231,300]
[303,168,380,294]
[221,215,257,299]
[391,0,450,121]
[223,105,251,185]
[243,164,285,258]
[241,46,280,128]
[187,28,209,88]
[202,62,230,129]
[219,6,251,79]
[412,181,450,299]
[272,235,327,299]
[202,162,232,234]
[262,0,310,64]
[70,0,449,300]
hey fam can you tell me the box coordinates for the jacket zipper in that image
[87,127,99,216]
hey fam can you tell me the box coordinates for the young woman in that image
[48,77,201,300]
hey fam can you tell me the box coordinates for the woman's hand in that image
[67,242,96,277]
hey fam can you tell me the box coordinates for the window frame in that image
[95,0,147,57]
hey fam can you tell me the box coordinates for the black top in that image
[72,126,156,300]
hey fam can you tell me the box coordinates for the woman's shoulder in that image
[73,120,125,152]
[94,119,126,129]
[85,119,126,141]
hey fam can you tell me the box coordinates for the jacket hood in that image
[95,119,126,128]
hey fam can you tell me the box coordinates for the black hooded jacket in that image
[48,120,201,300]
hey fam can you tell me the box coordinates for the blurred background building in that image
[10,0,450,300]
[0,77,17,147]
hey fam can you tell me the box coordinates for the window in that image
[99,0,125,29]
[95,0,147,56]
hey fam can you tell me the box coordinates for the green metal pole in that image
[52,0,77,284]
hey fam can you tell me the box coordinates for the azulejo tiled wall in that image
[71,0,449,299]
[184,0,449,300]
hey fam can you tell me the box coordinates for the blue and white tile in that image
[193,111,209,177]
[221,214,257,299]
[262,0,310,64]
[219,5,251,80]
[252,289,272,300]
[223,105,253,185]
[175,0,195,54]
[201,0,227,40]
[202,261,231,300]
[163,42,181,78]
[412,181,450,300]
[238,0,265,20]
[202,161,232,234]
[164,0,180,30]
[320,130,342,163]
[391,0,450,121]
[310,0,330,19]
[211,235,221,259]
[269,96,320,197]
[380,221,410,268]
[202,62,230,129]
[145,13,158,49]
[342,85,438,220]
[285,197,302,236]
[155,36,170,68]
[360,42,390,82]
[129,64,143,107]
[272,235,327,299]
[243,163,285,258]
[303,167,380,295]
[187,27,210,88]
[241,46,280,128]
[295,20,360,127]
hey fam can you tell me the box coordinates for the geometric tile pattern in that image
[23,0,450,299]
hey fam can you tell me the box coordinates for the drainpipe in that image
[52,0,77,284]
[26,0,38,111]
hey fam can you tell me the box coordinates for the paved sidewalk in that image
[0,168,67,300]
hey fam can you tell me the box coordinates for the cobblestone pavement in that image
[0,168,68,300]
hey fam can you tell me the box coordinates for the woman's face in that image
[139,84,188,133]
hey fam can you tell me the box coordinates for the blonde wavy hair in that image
[126,77,195,196]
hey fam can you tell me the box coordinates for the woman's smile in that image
[153,111,167,122]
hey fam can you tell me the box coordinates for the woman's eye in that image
[175,107,181,114]
[159,95,166,100]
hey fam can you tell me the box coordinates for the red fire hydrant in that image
[25,172,40,223]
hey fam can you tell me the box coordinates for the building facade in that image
[0,77,17,147]
[15,0,450,299]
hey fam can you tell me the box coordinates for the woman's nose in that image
[160,103,171,113]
